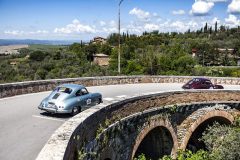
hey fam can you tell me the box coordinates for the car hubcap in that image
[73,106,78,113]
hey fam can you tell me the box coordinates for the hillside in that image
[0,24,240,83]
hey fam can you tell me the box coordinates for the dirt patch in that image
[0,45,29,54]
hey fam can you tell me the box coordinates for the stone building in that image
[91,36,107,45]
[93,53,109,66]
[10,61,20,65]
[25,55,30,59]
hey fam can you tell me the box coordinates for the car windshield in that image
[53,87,72,94]
[188,78,200,84]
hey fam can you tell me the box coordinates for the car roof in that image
[57,84,85,91]
[194,78,210,81]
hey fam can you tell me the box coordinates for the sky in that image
[0,0,240,41]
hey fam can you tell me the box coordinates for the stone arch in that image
[131,119,178,160]
[99,145,115,160]
[180,110,234,150]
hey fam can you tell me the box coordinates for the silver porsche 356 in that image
[38,84,102,116]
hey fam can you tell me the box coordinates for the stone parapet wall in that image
[36,90,240,160]
[1,75,240,98]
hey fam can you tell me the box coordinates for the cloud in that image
[109,21,117,27]
[211,17,221,24]
[129,7,151,22]
[191,16,206,21]
[187,21,199,28]
[170,21,186,30]
[227,0,240,14]
[206,0,230,2]
[5,30,22,35]
[144,23,159,31]
[4,30,49,36]
[189,0,214,16]
[178,18,186,22]
[153,13,161,22]
[170,10,186,15]
[102,27,118,33]
[36,30,49,34]
[225,14,240,27]
[53,19,98,34]
[100,21,106,26]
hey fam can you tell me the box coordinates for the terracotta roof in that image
[93,53,109,57]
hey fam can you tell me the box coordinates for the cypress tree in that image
[204,23,208,33]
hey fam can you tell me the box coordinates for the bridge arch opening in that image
[134,126,173,160]
[186,116,232,153]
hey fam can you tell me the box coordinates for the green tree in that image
[204,23,208,33]
[126,61,142,75]
[37,68,47,79]
[159,55,172,73]
[29,51,45,61]
[173,56,196,74]
[220,25,225,32]
[69,42,81,53]
[152,56,159,75]
[100,44,112,55]
[53,50,61,60]
[201,122,240,160]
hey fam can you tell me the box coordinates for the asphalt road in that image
[0,83,239,160]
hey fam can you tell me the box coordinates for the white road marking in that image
[116,95,127,98]
[103,97,114,101]
[32,115,67,122]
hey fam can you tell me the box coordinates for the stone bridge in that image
[36,90,240,160]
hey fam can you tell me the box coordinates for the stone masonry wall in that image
[2,75,240,98]
[36,90,240,160]
[84,102,240,160]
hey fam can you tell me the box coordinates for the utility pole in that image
[203,51,206,67]
[118,0,123,76]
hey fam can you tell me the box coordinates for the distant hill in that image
[0,39,89,46]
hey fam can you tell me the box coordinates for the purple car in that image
[182,78,224,89]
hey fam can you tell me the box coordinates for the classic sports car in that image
[38,84,102,116]
[182,78,224,89]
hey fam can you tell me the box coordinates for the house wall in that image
[94,56,109,66]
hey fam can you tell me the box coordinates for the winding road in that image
[0,83,239,160]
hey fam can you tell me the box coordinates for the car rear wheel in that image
[97,98,102,104]
[70,106,80,116]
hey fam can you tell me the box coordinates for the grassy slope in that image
[27,45,68,51]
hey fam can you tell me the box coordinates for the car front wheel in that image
[70,106,80,116]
